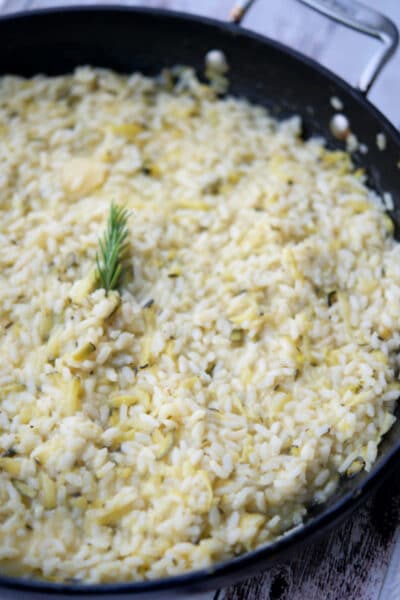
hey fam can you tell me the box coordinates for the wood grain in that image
[221,472,400,600]
[379,526,400,600]
[0,2,399,599]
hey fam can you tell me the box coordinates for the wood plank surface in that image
[221,472,400,600]
[0,1,399,599]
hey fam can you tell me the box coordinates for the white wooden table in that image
[1,1,400,598]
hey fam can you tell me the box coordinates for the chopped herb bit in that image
[327,291,337,307]
[205,361,216,377]
[143,299,155,309]
[168,273,179,278]
[141,165,152,176]
[96,202,130,294]
[202,178,221,195]
[230,328,245,344]
[3,448,17,457]
[140,363,149,370]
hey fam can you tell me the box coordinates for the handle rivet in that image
[205,50,229,73]
[330,113,350,140]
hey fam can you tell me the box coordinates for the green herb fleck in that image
[96,203,130,294]
[205,361,216,377]
[327,290,337,307]
[230,328,245,344]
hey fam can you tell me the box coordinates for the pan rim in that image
[0,4,399,595]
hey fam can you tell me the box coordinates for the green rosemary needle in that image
[96,202,130,293]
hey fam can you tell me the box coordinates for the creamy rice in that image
[0,66,399,583]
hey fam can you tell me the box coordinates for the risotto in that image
[0,66,399,583]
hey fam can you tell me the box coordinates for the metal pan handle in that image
[230,0,399,96]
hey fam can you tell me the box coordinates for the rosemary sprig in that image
[96,202,130,293]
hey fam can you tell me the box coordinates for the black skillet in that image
[0,1,399,598]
